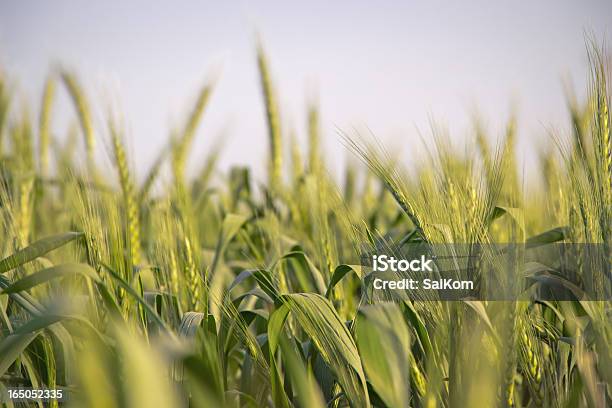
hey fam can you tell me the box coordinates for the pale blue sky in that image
[1,1,611,180]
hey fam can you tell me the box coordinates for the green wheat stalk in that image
[110,121,141,267]
[39,75,56,177]
[60,70,96,171]
[257,43,283,188]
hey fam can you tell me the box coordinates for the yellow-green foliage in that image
[257,43,283,188]
[60,70,95,166]
[0,41,609,408]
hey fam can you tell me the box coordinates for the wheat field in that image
[0,39,610,407]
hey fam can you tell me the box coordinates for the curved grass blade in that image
[271,293,370,407]
[325,264,360,299]
[526,226,569,248]
[279,335,326,408]
[1,263,99,294]
[101,263,170,332]
[0,232,84,274]
[0,314,65,377]
[355,303,412,407]
[178,311,206,340]
[279,250,326,294]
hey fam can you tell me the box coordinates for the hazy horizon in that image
[1,0,611,181]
